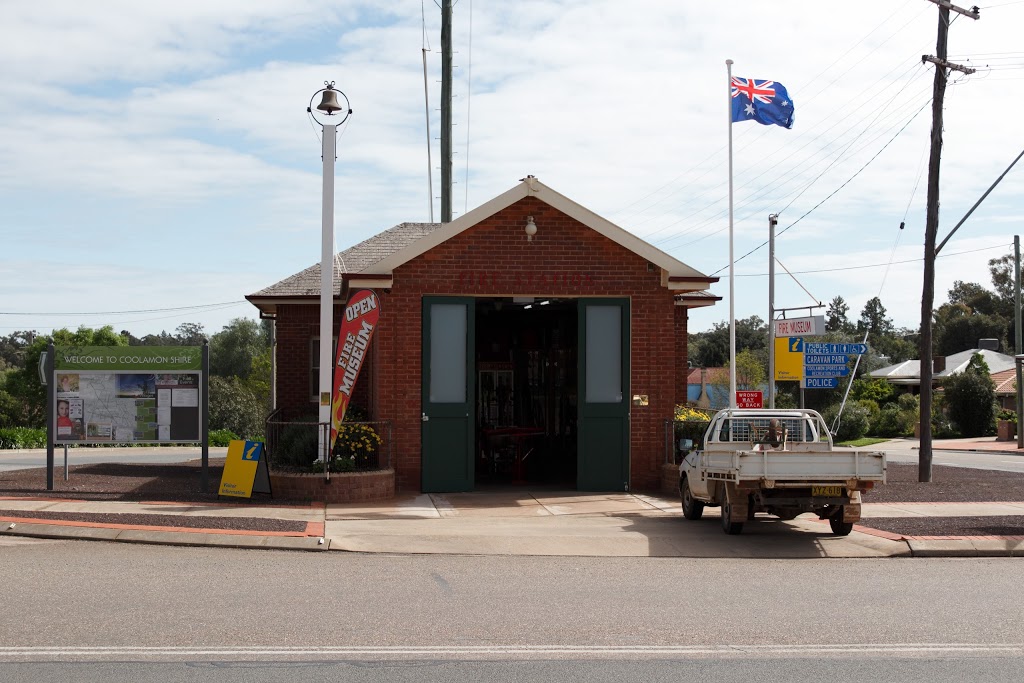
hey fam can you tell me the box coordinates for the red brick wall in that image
[675,305,689,405]
[274,302,372,419]
[273,196,692,493]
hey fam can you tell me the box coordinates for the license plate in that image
[812,485,843,497]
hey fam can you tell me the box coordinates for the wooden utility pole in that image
[919,0,979,482]
[440,0,453,224]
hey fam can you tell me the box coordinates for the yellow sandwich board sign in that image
[219,440,272,498]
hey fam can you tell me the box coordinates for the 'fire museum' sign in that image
[331,290,380,449]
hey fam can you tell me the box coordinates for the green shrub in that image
[822,402,870,441]
[850,378,895,405]
[997,409,1017,424]
[857,399,881,427]
[209,429,240,447]
[273,422,320,469]
[209,376,266,441]
[0,427,46,449]
[942,357,997,437]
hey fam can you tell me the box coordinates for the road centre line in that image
[1,644,1024,659]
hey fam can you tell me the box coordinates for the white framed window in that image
[309,336,338,403]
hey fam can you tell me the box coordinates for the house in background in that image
[992,368,1019,411]
[870,345,1016,400]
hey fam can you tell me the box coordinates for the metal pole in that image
[935,147,1024,255]
[201,339,210,491]
[422,48,435,223]
[726,59,737,409]
[1016,235,1022,449]
[46,341,54,491]
[319,123,337,459]
[768,214,777,408]
[64,444,68,482]
[441,0,453,223]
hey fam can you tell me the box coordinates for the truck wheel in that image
[720,491,744,535]
[680,476,705,520]
[829,507,854,536]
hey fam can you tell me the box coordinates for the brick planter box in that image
[997,420,1017,442]
[269,468,395,504]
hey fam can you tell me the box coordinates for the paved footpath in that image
[2,489,1024,558]
[1,436,1023,558]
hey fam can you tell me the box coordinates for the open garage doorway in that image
[475,298,577,488]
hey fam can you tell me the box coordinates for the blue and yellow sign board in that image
[774,336,804,381]
[219,440,271,498]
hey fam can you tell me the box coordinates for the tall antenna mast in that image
[441,0,453,223]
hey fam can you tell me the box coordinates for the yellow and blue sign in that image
[219,440,271,498]
[774,337,804,381]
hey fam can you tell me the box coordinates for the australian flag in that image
[730,77,794,129]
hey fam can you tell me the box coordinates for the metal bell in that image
[317,89,343,115]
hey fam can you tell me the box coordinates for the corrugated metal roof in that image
[870,348,1016,382]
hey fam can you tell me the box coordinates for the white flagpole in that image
[726,59,737,409]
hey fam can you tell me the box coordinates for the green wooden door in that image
[577,299,630,491]
[421,297,475,492]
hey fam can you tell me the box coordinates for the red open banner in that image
[330,290,380,449]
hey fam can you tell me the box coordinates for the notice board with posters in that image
[54,346,203,445]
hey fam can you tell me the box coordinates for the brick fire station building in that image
[247,177,718,495]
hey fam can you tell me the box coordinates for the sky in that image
[1,0,1022,341]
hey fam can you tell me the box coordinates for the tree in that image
[935,313,1008,356]
[689,315,768,368]
[857,297,894,340]
[174,322,207,346]
[871,332,917,365]
[3,326,127,428]
[942,352,997,437]
[210,318,269,380]
[825,296,852,333]
[734,349,766,389]
[0,331,36,371]
[988,253,1015,307]
[948,280,1001,316]
[209,376,266,439]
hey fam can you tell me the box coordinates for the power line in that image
[730,243,1008,277]
[0,300,246,316]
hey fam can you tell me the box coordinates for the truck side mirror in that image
[679,438,693,451]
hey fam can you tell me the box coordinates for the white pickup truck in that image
[678,408,886,535]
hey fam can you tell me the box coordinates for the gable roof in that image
[368,177,713,285]
[248,222,440,299]
[992,368,1017,396]
[247,177,717,312]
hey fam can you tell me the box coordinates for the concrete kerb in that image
[0,520,330,551]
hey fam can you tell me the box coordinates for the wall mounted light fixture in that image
[525,216,537,241]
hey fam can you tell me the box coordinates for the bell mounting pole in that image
[308,82,352,463]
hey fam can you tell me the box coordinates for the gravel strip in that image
[863,463,1024,503]
[0,461,306,504]
[857,516,1024,538]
